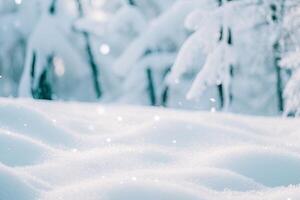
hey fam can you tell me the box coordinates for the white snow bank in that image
[0,163,38,200]
[0,98,300,199]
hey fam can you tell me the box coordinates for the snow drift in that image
[0,98,300,199]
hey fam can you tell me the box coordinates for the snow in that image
[167,0,287,115]
[112,0,203,77]
[0,98,300,199]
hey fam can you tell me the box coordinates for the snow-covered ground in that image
[1,98,300,200]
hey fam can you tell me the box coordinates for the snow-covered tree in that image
[75,0,103,99]
[113,0,208,107]
[0,1,24,97]
[168,0,289,115]
[70,0,177,106]
[2,0,300,117]
[18,0,116,101]
[280,0,300,116]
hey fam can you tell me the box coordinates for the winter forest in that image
[1,0,300,116]
[2,0,300,200]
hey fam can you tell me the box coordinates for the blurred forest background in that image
[1,0,300,116]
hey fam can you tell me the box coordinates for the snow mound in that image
[0,98,300,199]
[211,147,300,187]
[0,130,54,166]
[0,163,38,200]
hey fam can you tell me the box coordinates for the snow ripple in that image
[0,99,300,199]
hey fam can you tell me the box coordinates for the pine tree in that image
[18,0,96,100]
[113,0,197,106]
[168,0,286,115]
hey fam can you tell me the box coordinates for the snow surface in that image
[1,98,300,199]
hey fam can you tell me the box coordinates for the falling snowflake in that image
[106,138,112,143]
[154,115,160,121]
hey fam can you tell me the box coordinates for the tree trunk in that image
[271,1,286,112]
[146,68,156,106]
[30,51,37,96]
[35,55,53,100]
[218,85,224,108]
[30,52,53,100]
[274,43,284,112]
[161,86,169,107]
[217,26,225,109]
[128,0,136,6]
[76,0,102,99]
[49,0,57,14]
